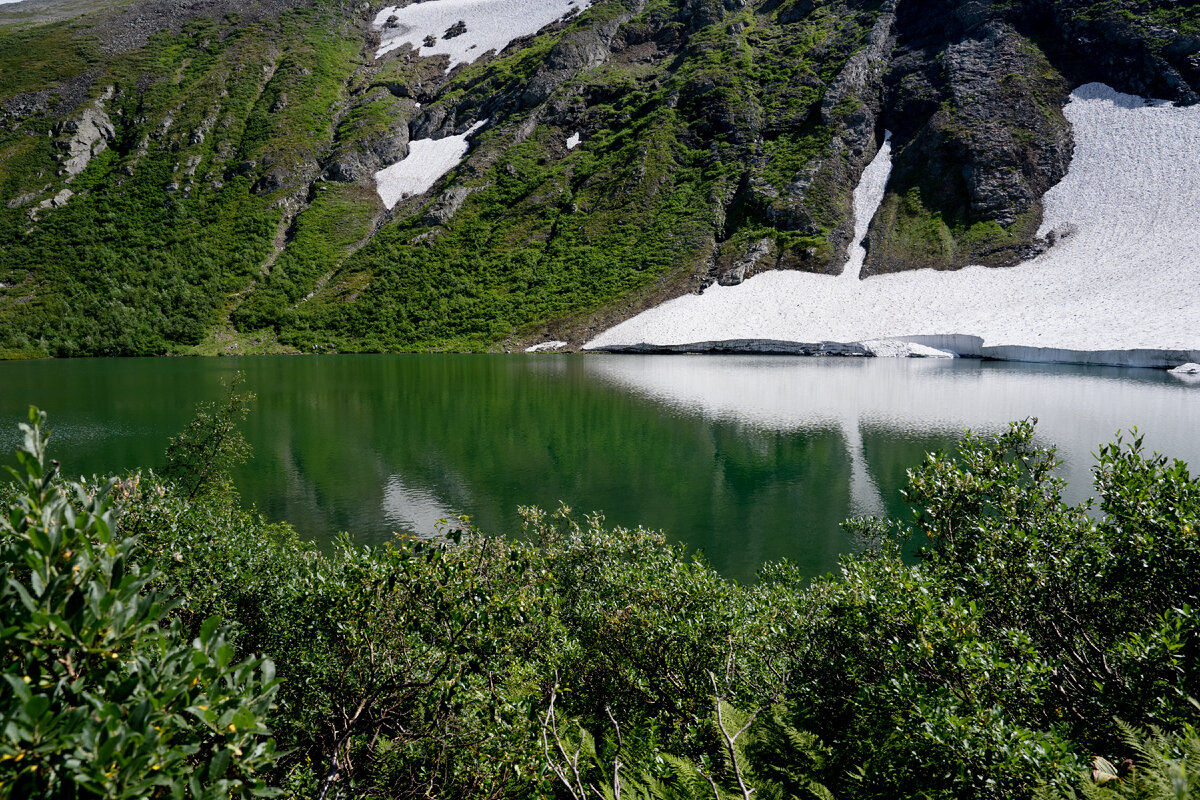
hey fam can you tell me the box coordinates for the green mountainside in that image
[0,0,1197,357]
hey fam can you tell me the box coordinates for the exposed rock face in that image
[863,0,1199,277]
[1035,0,1200,105]
[57,89,117,180]
[939,24,1069,226]
[799,0,898,270]
[718,238,771,285]
[423,185,481,225]
[325,90,414,183]
[863,0,1070,274]
[39,189,75,211]
[683,0,747,31]
[521,14,636,108]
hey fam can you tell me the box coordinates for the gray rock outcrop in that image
[423,185,481,225]
[58,88,116,180]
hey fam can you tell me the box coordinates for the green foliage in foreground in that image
[1036,717,1200,800]
[3,408,1200,800]
[0,410,279,799]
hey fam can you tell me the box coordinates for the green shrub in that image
[0,409,280,800]
[163,373,255,500]
[7,403,1199,800]
[1038,714,1200,800]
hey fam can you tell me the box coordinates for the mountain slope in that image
[0,0,1196,357]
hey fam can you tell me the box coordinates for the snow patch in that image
[525,340,569,352]
[374,0,591,70]
[842,131,892,281]
[585,84,1200,368]
[861,339,956,358]
[1169,362,1200,383]
[374,120,486,210]
[566,132,581,149]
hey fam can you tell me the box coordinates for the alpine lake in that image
[2,354,1197,582]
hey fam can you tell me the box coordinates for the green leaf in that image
[208,747,231,782]
[23,695,51,724]
[199,615,221,646]
[28,526,52,556]
[3,674,32,703]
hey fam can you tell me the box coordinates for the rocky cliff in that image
[0,0,1196,356]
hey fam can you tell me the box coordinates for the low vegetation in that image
[3,392,1199,799]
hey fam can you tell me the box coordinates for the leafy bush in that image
[164,373,255,500]
[1038,714,1200,800]
[771,421,1200,800]
[5,406,1199,800]
[0,409,280,800]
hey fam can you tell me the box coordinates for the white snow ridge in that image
[585,84,1200,369]
[373,0,591,69]
[374,120,487,210]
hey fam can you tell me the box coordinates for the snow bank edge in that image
[583,336,1200,370]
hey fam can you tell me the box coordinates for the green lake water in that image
[2,354,1197,581]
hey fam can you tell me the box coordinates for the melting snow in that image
[1170,362,1200,383]
[373,0,591,69]
[585,84,1200,368]
[566,132,581,149]
[374,120,486,209]
[525,340,569,352]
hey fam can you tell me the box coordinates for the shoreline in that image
[583,336,1200,370]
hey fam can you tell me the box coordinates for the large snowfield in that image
[585,84,1200,368]
[374,0,590,67]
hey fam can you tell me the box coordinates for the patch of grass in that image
[0,24,99,99]
[231,181,380,332]
[876,186,958,266]
[761,126,830,190]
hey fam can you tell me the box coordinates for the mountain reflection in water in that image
[1,355,1196,581]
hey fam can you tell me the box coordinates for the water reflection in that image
[1,355,1196,581]
[381,476,464,538]
[586,355,1200,507]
